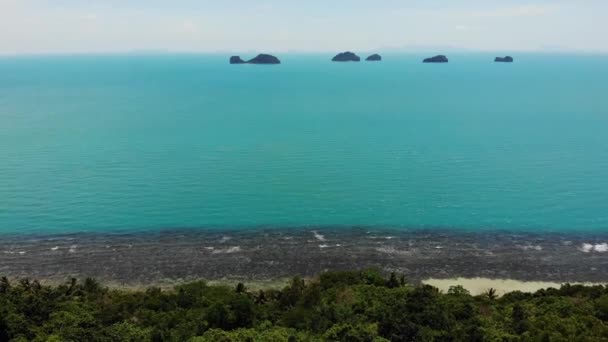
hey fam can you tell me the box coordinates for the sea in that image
[1,53,607,283]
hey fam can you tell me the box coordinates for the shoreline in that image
[6,275,605,297]
[423,277,607,296]
[2,227,607,287]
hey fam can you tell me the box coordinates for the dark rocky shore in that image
[1,228,607,286]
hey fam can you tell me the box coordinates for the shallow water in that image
[1,53,608,234]
[1,228,607,284]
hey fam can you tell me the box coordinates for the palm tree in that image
[484,288,498,300]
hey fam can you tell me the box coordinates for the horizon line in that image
[1,49,607,58]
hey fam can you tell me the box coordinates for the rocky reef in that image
[229,54,281,65]
[332,52,361,62]
[495,56,514,63]
[2,228,608,285]
[423,55,449,63]
[366,54,382,61]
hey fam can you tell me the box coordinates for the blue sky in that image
[0,0,606,54]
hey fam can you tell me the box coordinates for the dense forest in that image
[1,270,608,341]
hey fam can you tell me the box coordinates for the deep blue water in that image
[1,53,607,234]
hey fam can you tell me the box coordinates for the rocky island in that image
[366,54,382,61]
[495,56,514,63]
[229,54,281,65]
[229,56,246,64]
[248,54,281,64]
[423,55,449,63]
[332,52,361,62]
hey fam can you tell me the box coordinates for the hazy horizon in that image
[1,0,606,55]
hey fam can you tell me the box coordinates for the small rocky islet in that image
[495,56,514,63]
[332,51,361,62]
[229,54,281,64]
[229,56,246,64]
[423,55,449,63]
[366,54,382,61]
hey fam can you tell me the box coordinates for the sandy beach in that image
[423,277,607,296]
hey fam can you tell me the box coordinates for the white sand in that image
[423,277,606,296]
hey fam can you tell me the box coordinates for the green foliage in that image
[596,294,608,320]
[323,323,388,342]
[104,322,152,341]
[1,271,607,341]
[189,327,304,342]
[448,285,470,296]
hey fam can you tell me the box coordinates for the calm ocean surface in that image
[1,53,607,235]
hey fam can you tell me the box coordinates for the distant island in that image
[366,54,382,61]
[230,54,281,65]
[332,51,361,62]
[423,55,449,63]
[495,56,514,63]
[227,54,521,65]
[229,56,246,64]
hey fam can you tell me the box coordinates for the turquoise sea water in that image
[1,53,607,234]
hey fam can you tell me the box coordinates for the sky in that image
[0,0,606,54]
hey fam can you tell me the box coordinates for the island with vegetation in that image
[423,55,449,63]
[230,54,281,64]
[332,52,361,62]
[495,56,514,63]
[229,56,246,64]
[366,54,382,61]
[1,269,608,341]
